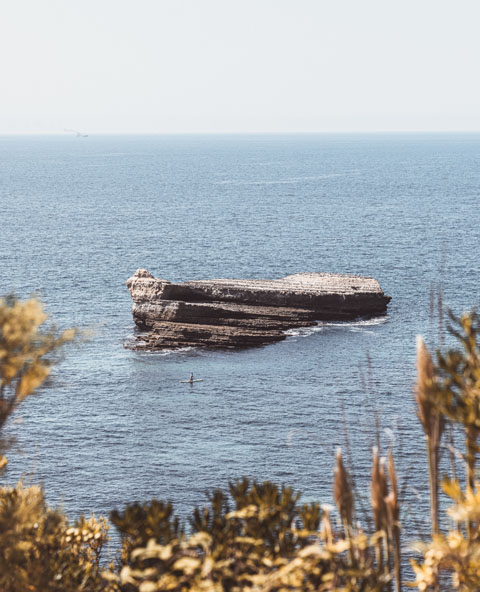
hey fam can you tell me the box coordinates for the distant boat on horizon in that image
[64,128,88,138]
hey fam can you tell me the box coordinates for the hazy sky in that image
[2,0,480,133]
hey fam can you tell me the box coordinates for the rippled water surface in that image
[1,133,480,542]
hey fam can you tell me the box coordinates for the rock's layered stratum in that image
[126,269,391,350]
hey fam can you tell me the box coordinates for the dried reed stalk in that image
[321,506,334,546]
[371,447,388,573]
[386,450,401,592]
[416,336,445,535]
[333,448,355,566]
[333,448,354,530]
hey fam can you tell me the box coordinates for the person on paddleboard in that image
[189,372,194,383]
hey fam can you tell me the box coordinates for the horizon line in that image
[2,129,480,136]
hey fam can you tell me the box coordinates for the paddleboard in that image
[180,379,204,383]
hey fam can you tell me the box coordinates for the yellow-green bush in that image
[111,478,389,592]
[0,296,112,591]
[0,481,110,592]
[0,295,75,466]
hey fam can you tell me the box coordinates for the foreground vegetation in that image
[2,296,480,590]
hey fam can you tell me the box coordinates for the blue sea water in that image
[1,133,480,546]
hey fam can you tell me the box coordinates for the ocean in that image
[1,133,479,544]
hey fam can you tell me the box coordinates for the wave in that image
[214,172,358,186]
[285,316,388,338]
[284,325,326,338]
[322,317,389,328]
[141,347,196,357]
[126,340,196,356]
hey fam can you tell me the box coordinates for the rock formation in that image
[126,269,391,350]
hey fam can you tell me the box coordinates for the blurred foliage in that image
[0,297,110,591]
[109,477,389,592]
[0,295,75,465]
[436,311,480,492]
[0,481,109,592]
[111,499,182,565]
[6,297,480,589]
[410,477,480,591]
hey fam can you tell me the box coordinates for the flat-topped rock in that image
[126,269,391,350]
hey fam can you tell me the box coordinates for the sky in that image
[1,0,480,134]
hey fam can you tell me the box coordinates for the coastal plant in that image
[111,477,389,592]
[6,296,480,590]
[111,499,183,565]
[0,295,76,465]
[415,335,445,535]
[109,310,480,592]
[435,311,480,493]
[0,297,111,591]
[409,312,480,590]
[0,481,109,592]
[410,478,480,591]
